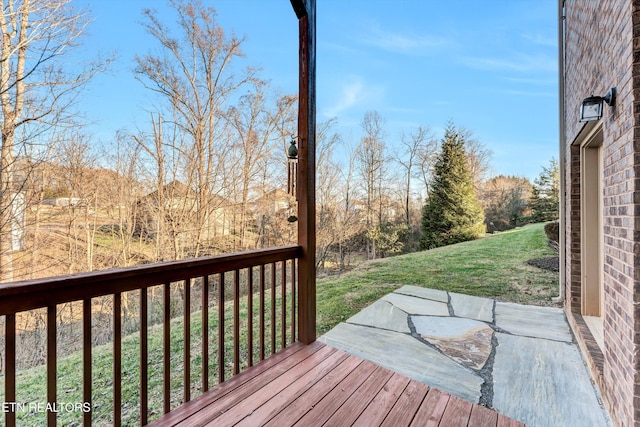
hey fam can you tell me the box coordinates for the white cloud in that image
[522,33,557,48]
[322,76,384,118]
[506,77,556,86]
[461,53,556,73]
[502,89,556,97]
[359,21,451,55]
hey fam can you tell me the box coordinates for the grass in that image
[316,222,558,335]
[2,222,557,426]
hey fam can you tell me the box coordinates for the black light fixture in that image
[579,87,616,122]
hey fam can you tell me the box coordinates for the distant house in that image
[134,180,231,244]
[10,192,25,252]
[42,197,83,207]
[560,1,640,425]
[250,189,297,247]
[252,189,296,216]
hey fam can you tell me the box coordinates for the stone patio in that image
[319,285,611,427]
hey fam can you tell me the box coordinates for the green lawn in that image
[2,222,557,426]
[316,222,558,335]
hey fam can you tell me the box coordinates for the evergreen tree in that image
[420,124,485,249]
[529,159,559,222]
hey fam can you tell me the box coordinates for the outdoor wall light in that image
[579,87,616,122]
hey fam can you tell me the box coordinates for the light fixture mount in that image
[579,87,616,122]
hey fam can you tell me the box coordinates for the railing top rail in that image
[0,245,302,316]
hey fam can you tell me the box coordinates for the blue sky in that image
[76,0,558,181]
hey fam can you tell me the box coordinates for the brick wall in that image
[563,0,639,425]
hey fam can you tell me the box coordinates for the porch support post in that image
[291,0,316,344]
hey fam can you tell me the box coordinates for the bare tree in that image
[396,126,434,228]
[457,126,492,195]
[0,0,108,282]
[103,133,145,267]
[315,119,341,271]
[135,0,254,257]
[336,143,365,270]
[57,133,97,273]
[482,175,532,230]
[356,111,387,259]
[226,83,296,249]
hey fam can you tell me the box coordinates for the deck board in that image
[228,349,349,426]
[411,388,450,427]
[205,345,339,426]
[294,360,379,426]
[262,351,364,426]
[440,395,474,427]
[352,372,410,427]
[149,342,526,427]
[186,345,335,426]
[323,365,395,426]
[381,380,429,426]
[469,404,499,426]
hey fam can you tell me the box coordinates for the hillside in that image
[317,222,559,335]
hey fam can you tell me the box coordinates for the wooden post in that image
[291,0,316,344]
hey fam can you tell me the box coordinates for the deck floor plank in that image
[185,345,336,426]
[149,342,525,427]
[230,349,350,426]
[380,379,430,427]
[439,395,474,427]
[468,404,499,427]
[147,341,316,426]
[352,372,411,427]
[203,345,340,426]
[293,360,379,426]
[411,388,451,427]
[262,352,364,426]
[323,362,395,426]
[498,413,527,427]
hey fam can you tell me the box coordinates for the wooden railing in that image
[0,245,302,427]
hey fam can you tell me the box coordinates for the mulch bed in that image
[526,257,559,272]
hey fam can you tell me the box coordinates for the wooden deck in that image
[149,341,525,427]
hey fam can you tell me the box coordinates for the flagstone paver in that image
[494,302,572,342]
[346,299,410,333]
[319,287,612,427]
[493,332,609,427]
[449,292,494,323]
[413,316,493,370]
[412,315,487,338]
[394,285,449,303]
[319,322,484,403]
[382,292,449,316]
[411,316,493,369]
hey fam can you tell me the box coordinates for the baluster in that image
[113,294,122,427]
[83,300,92,427]
[47,306,57,427]
[184,279,191,403]
[140,289,148,425]
[271,263,276,355]
[259,265,265,361]
[202,275,209,392]
[218,273,225,383]
[281,261,286,349]
[247,267,253,367]
[233,269,240,375]
[5,314,15,427]
[291,259,296,344]
[163,283,170,414]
